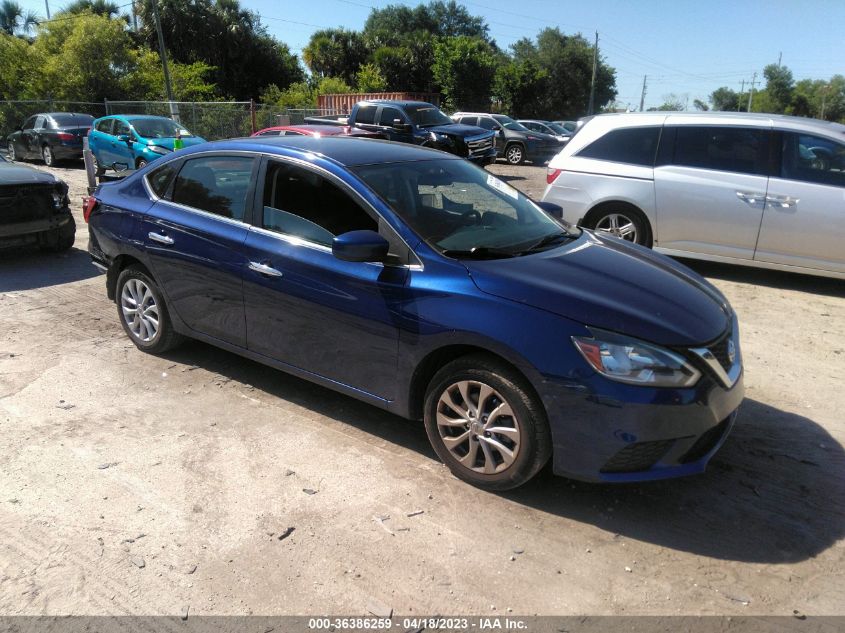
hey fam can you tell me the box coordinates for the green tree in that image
[693,98,709,111]
[763,63,794,113]
[261,81,316,109]
[356,63,387,92]
[303,28,367,85]
[433,35,496,111]
[649,93,686,111]
[709,86,740,111]
[316,76,352,95]
[62,0,122,18]
[493,58,547,117]
[0,0,37,36]
[128,49,217,101]
[0,32,39,99]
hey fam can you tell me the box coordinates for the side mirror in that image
[536,201,563,220]
[116,134,131,143]
[392,119,412,133]
[332,230,390,263]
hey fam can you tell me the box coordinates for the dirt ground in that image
[0,158,843,618]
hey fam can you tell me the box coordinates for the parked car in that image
[88,115,206,173]
[452,113,563,165]
[518,119,572,143]
[553,120,579,134]
[86,136,743,490]
[307,100,497,165]
[0,153,75,251]
[542,112,845,279]
[6,112,94,166]
[251,124,384,139]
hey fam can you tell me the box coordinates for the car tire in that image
[423,354,551,491]
[116,265,184,354]
[584,205,652,247]
[136,158,148,170]
[42,145,54,167]
[91,152,105,176]
[8,142,17,161]
[39,215,76,252]
[504,143,525,165]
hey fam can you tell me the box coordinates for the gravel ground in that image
[0,157,843,617]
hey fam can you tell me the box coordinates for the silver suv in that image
[542,112,845,279]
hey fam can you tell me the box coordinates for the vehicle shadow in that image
[161,340,843,565]
[0,246,101,292]
[678,257,845,298]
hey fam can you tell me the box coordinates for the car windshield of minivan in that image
[355,159,577,259]
[404,106,453,127]
[131,119,193,139]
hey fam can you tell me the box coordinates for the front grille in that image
[0,185,54,225]
[679,418,731,464]
[600,439,675,473]
[708,331,734,372]
[467,136,494,155]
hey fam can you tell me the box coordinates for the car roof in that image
[358,100,435,108]
[42,112,94,118]
[190,136,459,167]
[590,111,845,134]
[96,115,176,122]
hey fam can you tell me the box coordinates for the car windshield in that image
[404,105,453,127]
[51,114,94,127]
[131,118,193,139]
[354,159,577,259]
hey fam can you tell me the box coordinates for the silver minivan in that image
[542,112,845,279]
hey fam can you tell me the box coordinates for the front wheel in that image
[91,152,105,176]
[42,145,54,166]
[504,143,524,165]
[116,266,184,354]
[136,158,148,170]
[424,355,551,491]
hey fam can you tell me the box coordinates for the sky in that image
[23,0,845,111]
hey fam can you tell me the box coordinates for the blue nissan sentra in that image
[85,136,744,490]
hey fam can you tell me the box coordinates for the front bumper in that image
[0,212,73,247]
[539,369,744,482]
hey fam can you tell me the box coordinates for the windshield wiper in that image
[518,232,572,254]
[441,246,516,260]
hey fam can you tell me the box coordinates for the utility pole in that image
[738,79,745,111]
[820,84,829,119]
[150,0,180,122]
[131,0,138,32]
[777,51,782,67]
[44,0,50,19]
[587,31,598,115]
[747,72,757,112]
[639,75,647,112]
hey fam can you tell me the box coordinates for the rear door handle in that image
[766,195,799,209]
[249,261,283,278]
[148,232,174,245]
[736,191,766,207]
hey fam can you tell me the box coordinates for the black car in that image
[7,112,94,166]
[452,113,564,165]
[0,154,75,251]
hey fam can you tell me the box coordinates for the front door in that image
[242,158,405,400]
[654,124,771,260]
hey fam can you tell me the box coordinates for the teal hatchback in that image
[88,115,206,173]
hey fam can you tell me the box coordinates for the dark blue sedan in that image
[85,137,744,490]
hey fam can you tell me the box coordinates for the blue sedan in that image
[85,137,744,490]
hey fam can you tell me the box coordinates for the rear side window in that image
[355,105,377,125]
[577,126,661,167]
[172,156,255,220]
[261,160,377,246]
[460,116,479,126]
[147,162,179,198]
[668,126,769,176]
[781,132,845,188]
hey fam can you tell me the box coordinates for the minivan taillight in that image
[82,196,99,223]
[546,168,562,184]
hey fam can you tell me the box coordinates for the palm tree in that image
[63,0,121,18]
[0,0,38,36]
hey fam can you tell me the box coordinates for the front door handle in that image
[148,232,174,245]
[766,195,799,209]
[736,191,766,207]
[249,261,283,278]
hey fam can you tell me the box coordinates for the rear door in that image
[754,130,845,275]
[140,154,257,347]
[476,117,505,153]
[92,118,117,166]
[16,116,37,158]
[654,123,771,259]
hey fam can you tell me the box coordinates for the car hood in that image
[143,137,206,150]
[463,231,731,347]
[426,123,491,138]
[0,162,59,186]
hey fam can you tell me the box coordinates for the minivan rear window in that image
[577,127,661,167]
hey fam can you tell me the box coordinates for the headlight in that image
[147,145,171,155]
[572,329,700,388]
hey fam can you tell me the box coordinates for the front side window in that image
[578,126,661,166]
[781,132,845,188]
[172,156,254,220]
[355,159,576,258]
[34,115,46,129]
[476,117,497,130]
[378,107,403,127]
[113,119,131,137]
[262,160,377,246]
[21,116,37,130]
[669,126,769,176]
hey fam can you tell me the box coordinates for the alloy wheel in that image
[506,145,523,164]
[120,278,160,343]
[595,212,638,242]
[42,145,53,166]
[8,143,16,161]
[435,380,521,475]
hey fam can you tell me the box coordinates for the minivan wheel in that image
[586,207,651,247]
[42,145,54,166]
[424,355,551,491]
[505,143,524,165]
[116,266,184,354]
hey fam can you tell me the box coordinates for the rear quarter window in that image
[577,126,661,167]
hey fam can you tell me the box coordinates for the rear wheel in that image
[424,355,551,491]
[8,142,17,161]
[91,152,105,176]
[584,205,652,247]
[42,144,54,166]
[504,143,524,165]
[116,266,184,354]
